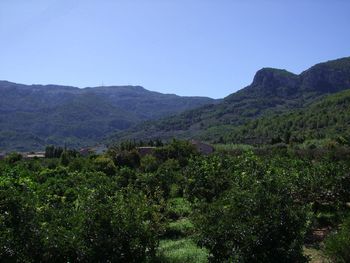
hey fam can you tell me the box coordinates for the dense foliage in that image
[325,215,350,262]
[0,166,163,262]
[1,140,350,262]
[185,152,350,262]
[218,89,350,145]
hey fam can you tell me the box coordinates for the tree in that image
[325,215,350,263]
[93,156,117,176]
[5,152,22,164]
[191,154,308,262]
[45,145,55,158]
[59,151,70,166]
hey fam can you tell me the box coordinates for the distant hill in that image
[204,89,350,145]
[112,57,350,143]
[0,81,214,151]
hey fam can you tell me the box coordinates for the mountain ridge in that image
[0,81,215,151]
[1,56,350,150]
[111,56,350,143]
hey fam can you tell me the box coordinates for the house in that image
[79,145,108,156]
[190,140,214,155]
[25,152,45,159]
[92,145,107,155]
[137,146,156,157]
[79,147,93,157]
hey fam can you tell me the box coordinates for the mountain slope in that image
[112,57,350,142]
[0,81,214,151]
[205,89,350,144]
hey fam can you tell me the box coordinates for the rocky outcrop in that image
[300,57,350,93]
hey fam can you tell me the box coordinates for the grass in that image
[166,197,192,220]
[214,143,255,152]
[165,218,194,238]
[303,246,330,263]
[158,197,208,262]
[157,238,208,263]
[164,198,194,238]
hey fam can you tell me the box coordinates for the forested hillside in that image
[202,89,350,144]
[0,81,214,151]
[113,57,350,143]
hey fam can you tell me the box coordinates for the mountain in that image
[112,57,350,143]
[0,81,214,151]
[208,89,350,145]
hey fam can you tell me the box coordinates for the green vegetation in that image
[158,238,208,263]
[1,139,350,261]
[2,57,350,261]
[222,89,350,145]
[325,216,350,262]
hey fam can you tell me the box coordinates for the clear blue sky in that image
[0,0,349,98]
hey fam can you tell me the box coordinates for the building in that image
[25,152,45,159]
[92,145,107,155]
[137,146,156,157]
[79,148,91,157]
[190,140,214,155]
[79,145,108,156]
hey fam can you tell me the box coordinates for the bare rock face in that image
[229,57,350,101]
[300,57,350,93]
[247,57,350,98]
[249,68,300,97]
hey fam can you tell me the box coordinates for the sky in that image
[0,0,349,99]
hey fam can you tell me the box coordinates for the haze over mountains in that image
[1,56,350,151]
